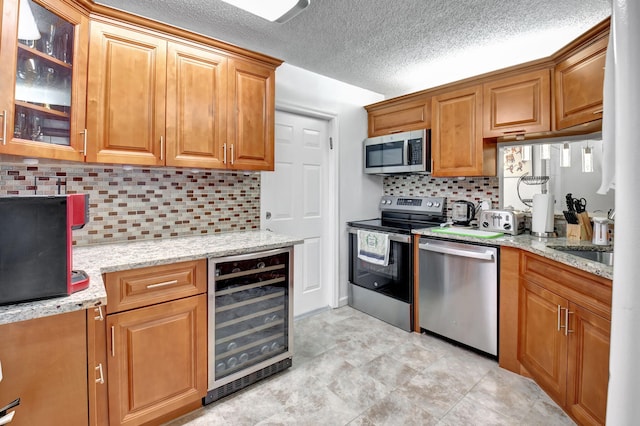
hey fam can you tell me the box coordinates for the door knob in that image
[266,211,272,219]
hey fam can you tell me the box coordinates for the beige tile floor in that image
[166,306,575,425]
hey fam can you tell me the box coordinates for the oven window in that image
[366,141,404,168]
[348,233,412,303]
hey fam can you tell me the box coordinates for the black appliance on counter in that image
[0,194,90,306]
[347,196,447,331]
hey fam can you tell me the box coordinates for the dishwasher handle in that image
[419,241,495,261]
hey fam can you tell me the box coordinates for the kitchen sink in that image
[551,247,614,266]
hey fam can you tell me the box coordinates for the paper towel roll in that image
[532,193,555,234]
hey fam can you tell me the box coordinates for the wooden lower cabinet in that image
[0,310,88,425]
[88,306,110,426]
[515,251,611,426]
[106,294,207,426]
[519,279,569,404]
[566,302,610,426]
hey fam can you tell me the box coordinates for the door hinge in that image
[329,137,333,150]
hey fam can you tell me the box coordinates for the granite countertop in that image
[414,227,613,281]
[0,230,302,326]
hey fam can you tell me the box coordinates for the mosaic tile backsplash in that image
[384,175,501,218]
[0,159,260,246]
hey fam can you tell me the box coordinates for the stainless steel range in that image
[347,196,447,331]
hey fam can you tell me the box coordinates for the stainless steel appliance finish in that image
[347,196,447,331]
[349,282,412,331]
[347,228,412,330]
[418,238,499,356]
[205,247,293,404]
[479,209,525,235]
[451,200,476,226]
[364,129,431,175]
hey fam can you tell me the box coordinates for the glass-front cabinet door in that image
[0,0,87,161]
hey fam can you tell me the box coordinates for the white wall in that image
[606,0,640,422]
[274,64,384,306]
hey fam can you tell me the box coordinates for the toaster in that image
[479,209,525,235]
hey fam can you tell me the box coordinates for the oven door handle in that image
[348,228,411,244]
[418,242,495,261]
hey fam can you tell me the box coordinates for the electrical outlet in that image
[480,199,491,210]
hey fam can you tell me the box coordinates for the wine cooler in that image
[204,247,293,404]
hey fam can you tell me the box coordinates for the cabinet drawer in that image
[520,252,611,320]
[105,259,206,313]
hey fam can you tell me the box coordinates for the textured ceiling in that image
[95,0,611,98]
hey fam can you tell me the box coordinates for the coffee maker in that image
[0,194,90,306]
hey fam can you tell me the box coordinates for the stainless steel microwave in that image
[363,129,430,175]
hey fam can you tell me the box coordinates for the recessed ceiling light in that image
[220,0,310,23]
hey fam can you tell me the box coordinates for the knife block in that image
[566,212,593,241]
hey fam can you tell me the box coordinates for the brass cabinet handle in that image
[146,280,178,289]
[80,129,88,156]
[1,110,6,145]
[94,306,104,321]
[95,364,105,384]
[565,309,574,336]
[111,326,115,357]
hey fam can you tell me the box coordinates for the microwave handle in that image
[405,140,410,165]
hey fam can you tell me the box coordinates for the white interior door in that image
[261,110,332,317]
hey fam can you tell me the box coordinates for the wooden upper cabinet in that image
[86,20,166,165]
[554,36,607,130]
[483,69,551,138]
[0,0,88,161]
[227,57,275,171]
[165,42,227,168]
[431,85,495,176]
[366,99,430,137]
[85,19,277,171]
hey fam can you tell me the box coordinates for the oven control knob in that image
[433,202,440,207]
[426,201,433,207]
[504,223,512,230]
[482,221,489,228]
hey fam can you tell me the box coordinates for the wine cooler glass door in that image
[208,248,292,388]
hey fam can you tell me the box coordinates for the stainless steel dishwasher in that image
[418,238,498,356]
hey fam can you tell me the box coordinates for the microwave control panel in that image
[407,138,423,165]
